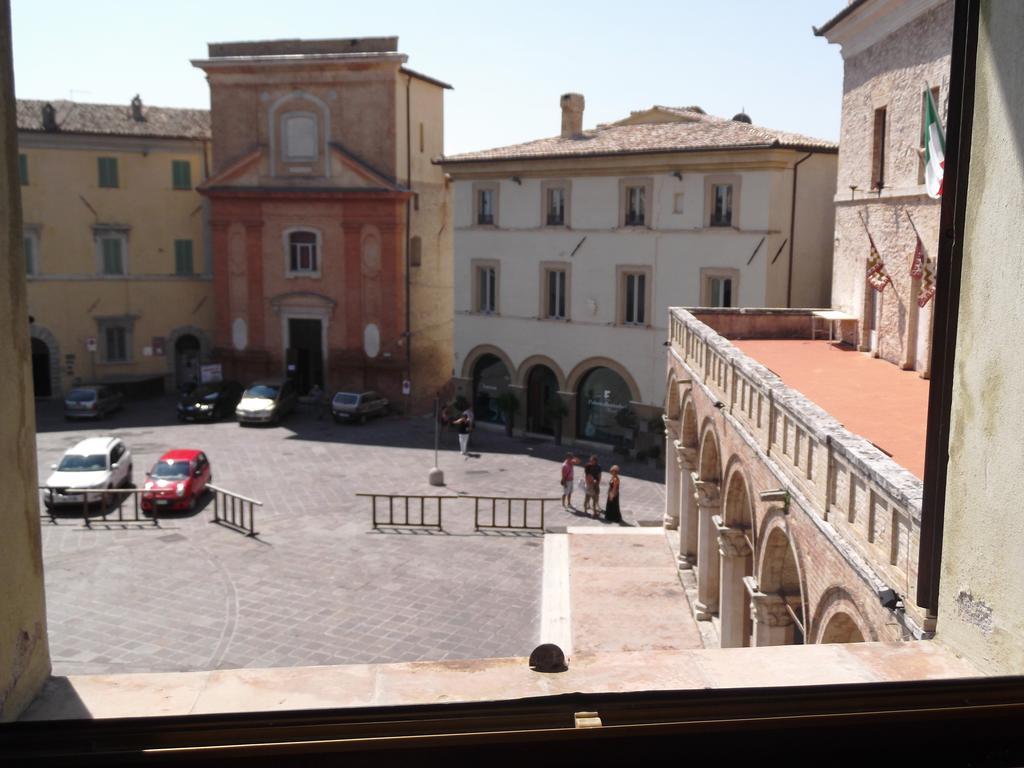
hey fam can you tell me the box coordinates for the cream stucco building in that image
[441,97,836,451]
[816,0,953,373]
[18,97,213,397]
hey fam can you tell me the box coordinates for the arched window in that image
[286,229,320,276]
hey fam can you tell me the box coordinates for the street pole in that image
[429,396,444,486]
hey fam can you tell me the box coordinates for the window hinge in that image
[574,711,603,729]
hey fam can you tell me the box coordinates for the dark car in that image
[63,386,123,420]
[177,381,243,422]
[235,379,298,425]
[331,391,390,424]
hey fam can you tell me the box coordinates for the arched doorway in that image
[174,334,201,388]
[758,527,806,645]
[472,354,511,425]
[31,337,51,397]
[526,365,559,434]
[720,469,754,647]
[820,612,866,644]
[576,366,634,447]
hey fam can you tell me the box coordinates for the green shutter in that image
[98,157,119,188]
[174,239,194,275]
[18,153,27,186]
[172,160,191,190]
[102,238,123,274]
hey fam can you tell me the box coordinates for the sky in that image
[11,0,845,155]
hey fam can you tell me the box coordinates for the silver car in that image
[43,436,133,508]
[331,391,389,424]
[63,386,123,420]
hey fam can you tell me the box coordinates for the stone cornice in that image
[816,0,946,59]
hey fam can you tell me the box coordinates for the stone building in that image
[441,97,836,450]
[815,0,954,374]
[192,38,452,409]
[17,97,213,396]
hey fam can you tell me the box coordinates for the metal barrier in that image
[40,486,158,528]
[209,484,261,537]
[358,493,455,531]
[473,497,557,532]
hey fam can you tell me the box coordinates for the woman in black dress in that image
[604,465,623,523]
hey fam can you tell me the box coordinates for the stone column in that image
[663,435,680,531]
[715,517,752,648]
[677,449,698,570]
[693,480,721,620]
[745,577,796,646]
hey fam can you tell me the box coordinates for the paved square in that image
[34,398,666,675]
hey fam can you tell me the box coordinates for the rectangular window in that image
[710,184,733,227]
[624,185,645,226]
[98,157,119,188]
[100,236,125,275]
[709,277,733,307]
[871,106,887,190]
[104,326,128,363]
[174,239,194,275]
[546,187,566,226]
[172,160,192,190]
[476,265,497,313]
[477,189,495,226]
[419,122,425,153]
[623,272,646,324]
[288,231,318,273]
[546,269,567,319]
[410,236,422,268]
[23,232,37,276]
[701,269,740,308]
[18,153,27,186]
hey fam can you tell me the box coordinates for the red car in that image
[141,449,212,512]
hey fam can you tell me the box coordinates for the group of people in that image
[560,453,622,524]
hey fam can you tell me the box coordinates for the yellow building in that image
[18,96,213,397]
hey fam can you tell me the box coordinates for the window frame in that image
[871,105,888,190]
[539,262,571,321]
[473,182,499,228]
[616,265,653,326]
[619,177,653,228]
[18,152,27,186]
[98,157,119,188]
[700,267,741,308]
[174,239,195,276]
[703,174,742,229]
[541,180,571,228]
[280,111,319,163]
[471,259,500,315]
[96,316,136,364]
[283,227,322,278]
[94,227,129,276]
[23,225,39,277]
[171,160,192,190]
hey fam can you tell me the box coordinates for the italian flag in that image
[923,89,945,199]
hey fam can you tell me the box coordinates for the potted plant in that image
[495,391,519,437]
[544,396,569,445]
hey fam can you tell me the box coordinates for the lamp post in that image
[429,397,445,486]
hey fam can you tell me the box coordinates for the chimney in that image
[130,94,145,122]
[560,93,585,138]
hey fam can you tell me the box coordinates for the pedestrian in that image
[604,465,623,523]
[308,384,326,420]
[583,454,603,518]
[560,453,580,510]
[453,406,474,456]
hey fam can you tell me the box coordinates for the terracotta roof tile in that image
[442,107,835,164]
[17,99,210,140]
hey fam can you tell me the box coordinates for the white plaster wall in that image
[936,0,1024,676]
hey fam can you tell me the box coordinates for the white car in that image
[43,436,133,508]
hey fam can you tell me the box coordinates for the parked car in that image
[141,449,212,513]
[43,436,132,508]
[331,391,390,424]
[235,379,298,425]
[63,386,123,420]
[177,381,243,422]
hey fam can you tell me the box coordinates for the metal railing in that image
[40,486,158,528]
[358,493,454,531]
[209,484,261,537]
[473,497,556,532]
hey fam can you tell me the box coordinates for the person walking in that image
[583,454,603,518]
[454,406,474,456]
[604,465,623,523]
[560,453,580,509]
[308,384,327,420]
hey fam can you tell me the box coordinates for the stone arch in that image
[757,516,809,645]
[811,586,875,644]
[722,460,753,529]
[665,371,681,420]
[697,422,721,482]
[29,324,61,398]
[680,392,698,449]
[515,354,566,390]
[719,461,755,648]
[565,356,642,403]
[460,344,516,382]
[167,326,211,366]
